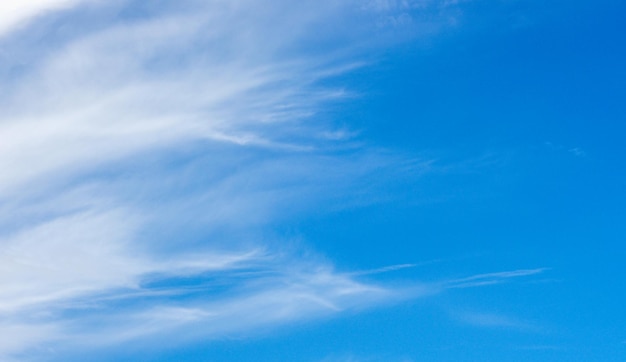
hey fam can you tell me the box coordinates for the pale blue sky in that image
[1,1,625,361]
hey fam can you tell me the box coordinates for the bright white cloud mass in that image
[0,1,543,360]
[0,0,90,36]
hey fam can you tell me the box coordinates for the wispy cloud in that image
[442,269,548,332]
[444,268,548,289]
[0,1,419,359]
[350,263,421,276]
[0,0,522,360]
[543,142,587,158]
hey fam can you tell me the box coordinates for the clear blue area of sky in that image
[76,1,626,361]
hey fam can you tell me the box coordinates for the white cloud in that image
[0,0,431,359]
[0,0,517,359]
[0,0,93,37]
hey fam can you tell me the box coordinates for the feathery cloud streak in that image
[0,0,495,359]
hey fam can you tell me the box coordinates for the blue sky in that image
[1,0,625,361]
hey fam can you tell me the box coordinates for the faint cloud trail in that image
[444,268,548,289]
